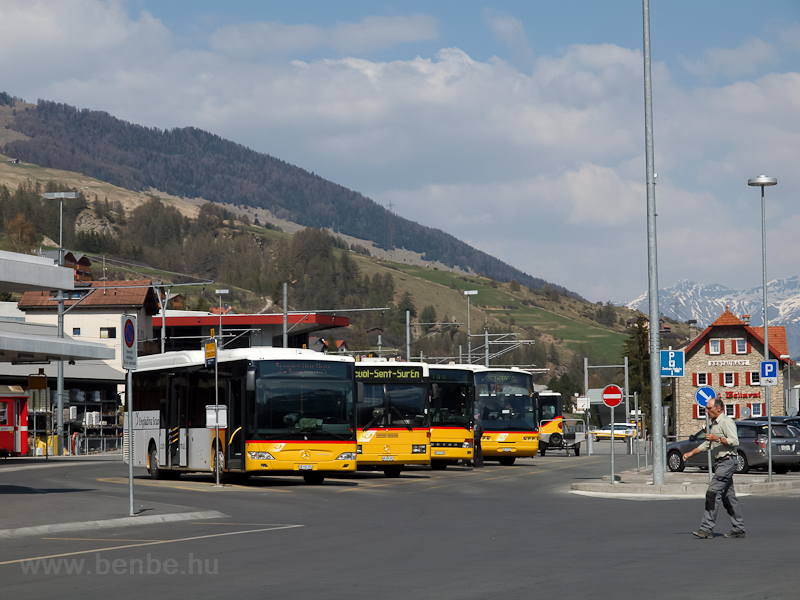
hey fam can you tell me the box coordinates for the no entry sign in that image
[602,384,623,408]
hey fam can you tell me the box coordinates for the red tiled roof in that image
[18,280,158,312]
[683,307,790,364]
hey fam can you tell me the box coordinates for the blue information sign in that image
[760,360,778,386]
[661,349,685,377]
[695,386,716,408]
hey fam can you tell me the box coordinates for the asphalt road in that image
[1,449,799,600]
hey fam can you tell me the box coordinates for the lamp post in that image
[43,191,78,456]
[213,289,228,487]
[749,175,777,482]
[464,291,477,364]
[781,354,791,415]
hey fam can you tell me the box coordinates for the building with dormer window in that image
[673,307,791,439]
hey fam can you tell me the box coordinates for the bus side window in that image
[0,402,7,426]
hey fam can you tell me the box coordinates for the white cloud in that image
[680,37,776,78]
[209,15,439,56]
[485,10,534,68]
[2,1,800,301]
[778,25,800,52]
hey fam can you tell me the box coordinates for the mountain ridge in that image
[1,96,578,298]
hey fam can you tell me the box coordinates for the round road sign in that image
[124,318,135,348]
[695,386,716,408]
[602,384,623,408]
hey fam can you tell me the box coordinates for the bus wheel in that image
[573,443,581,456]
[303,473,325,485]
[148,446,165,480]
[498,457,516,466]
[431,461,447,471]
[384,466,402,478]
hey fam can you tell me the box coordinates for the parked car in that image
[667,420,800,474]
[593,423,636,440]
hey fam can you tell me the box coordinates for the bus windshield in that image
[538,393,562,423]
[358,384,428,429]
[475,372,536,432]
[252,360,355,441]
[429,369,472,429]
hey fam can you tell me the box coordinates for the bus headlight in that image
[412,445,427,454]
[462,440,474,448]
[335,452,357,461]
[248,451,275,460]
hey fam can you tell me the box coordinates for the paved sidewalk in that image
[0,454,224,538]
[571,466,800,495]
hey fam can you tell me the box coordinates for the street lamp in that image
[749,175,777,482]
[213,289,228,487]
[464,290,477,364]
[43,191,78,456]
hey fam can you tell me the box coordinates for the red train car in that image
[0,386,28,457]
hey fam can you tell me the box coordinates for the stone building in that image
[673,307,791,439]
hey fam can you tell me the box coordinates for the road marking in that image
[42,538,164,542]
[570,490,752,501]
[97,477,292,493]
[0,524,303,567]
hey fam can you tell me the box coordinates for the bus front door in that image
[226,379,244,471]
[167,378,187,468]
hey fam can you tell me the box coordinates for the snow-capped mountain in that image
[625,278,800,358]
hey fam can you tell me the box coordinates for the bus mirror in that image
[246,368,256,392]
[356,382,365,403]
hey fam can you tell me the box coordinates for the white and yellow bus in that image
[127,348,358,485]
[428,364,482,469]
[474,368,539,465]
[355,359,430,477]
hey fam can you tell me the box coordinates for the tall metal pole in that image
[642,0,664,485]
[484,325,489,367]
[127,368,134,516]
[283,283,288,348]
[750,176,777,482]
[406,310,411,360]
[56,197,64,456]
[467,297,471,364]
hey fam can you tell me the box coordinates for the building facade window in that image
[749,371,760,385]
[725,404,735,417]
[709,339,721,354]
[724,372,734,387]
[751,403,763,417]
[697,373,708,386]
[100,327,116,339]
[734,339,747,354]
[72,328,80,336]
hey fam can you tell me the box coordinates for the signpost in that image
[121,314,137,517]
[761,360,778,386]
[696,386,715,482]
[660,349,685,378]
[760,360,778,478]
[603,384,623,485]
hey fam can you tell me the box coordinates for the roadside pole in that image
[603,385,623,485]
[696,386,716,484]
[121,314,138,518]
[635,392,640,471]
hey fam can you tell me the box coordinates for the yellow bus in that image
[355,359,430,477]
[428,364,482,469]
[474,368,539,465]
[128,348,359,485]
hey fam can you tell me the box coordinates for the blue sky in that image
[2,1,800,302]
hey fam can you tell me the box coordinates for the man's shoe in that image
[723,530,746,538]
[692,529,713,539]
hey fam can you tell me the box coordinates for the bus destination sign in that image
[355,366,423,382]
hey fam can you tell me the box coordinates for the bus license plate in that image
[434,451,445,455]
[298,464,313,470]
[500,448,512,452]
[381,456,394,461]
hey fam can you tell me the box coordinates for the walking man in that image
[683,398,745,539]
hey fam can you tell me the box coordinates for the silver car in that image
[667,420,800,474]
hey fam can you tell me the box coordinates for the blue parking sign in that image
[660,349,685,377]
[760,360,778,386]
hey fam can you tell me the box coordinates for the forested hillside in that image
[2,98,572,295]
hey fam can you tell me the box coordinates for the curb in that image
[0,510,228,539]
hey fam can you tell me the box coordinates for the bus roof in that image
[135,347,355,372]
